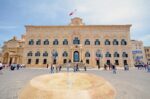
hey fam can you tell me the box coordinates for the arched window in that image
[85,52,90,57]
[96,50,101,57]
[35,51,40,56]
[73,37,80,44]
[95,39,100,45]
[121,39,127,45]
[113,39,119,45]
[53,39,59,45]
[63,51,68,57]
[36,39,41,45]
[52,50,58,58]
[122,52,128,57]
[43,51,48,57]
[29,39,34,45]
[63,39,68,45]
[105,52,111,57]
[27,51,32,56]
[114,52,119,57]
[44,39,49,45]
[105,39,110,45]
[85,39,90,45]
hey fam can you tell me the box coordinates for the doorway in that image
[73,51,79,62]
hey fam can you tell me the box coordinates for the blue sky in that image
[0,0,150,46]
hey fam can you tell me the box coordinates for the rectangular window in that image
[115,60,119,65]
[86,59,89,64]
[36,59,39,64]
[63,59,67,63]
[53,59,56,64]
[27,59,31,64]
[123,60,127,65]
[106,60,110,65]
[43,59,47,64]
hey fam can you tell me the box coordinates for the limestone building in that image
[144,46,150,64]
[2,36,25,65]
[1,17,133,67]
[131,40,146,65]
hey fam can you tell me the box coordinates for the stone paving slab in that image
[0,68,150,99]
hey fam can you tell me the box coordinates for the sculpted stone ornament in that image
[19,73,116,99]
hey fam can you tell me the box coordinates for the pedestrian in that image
[144,64,147,70]
[84,65,87,71]
[67,63,70,72]
[56,65,59,73]
[76,64,79,71]
[124,64,129,71]
[10,63,15,71]
[98,64,100,69]
[17,64,20,70]
[47,64,49,68]
[50,64,54,73]
[112,64,116,74]
[147,64,150,72]
[59,65,62,71]
[73,65,75,72]
[0,61,3,74]
[104,64,107,70]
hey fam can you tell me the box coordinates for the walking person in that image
[0,61,3,74]
[84,65,87,71]
[59,65,62,72]
[73,64,76,72]
[104,64,107,70]
[56,65,59,73]
[17,64,20,70]
[67,62,70,72]
[147,64,150,72]
[98,64,100,69]
[50,64,54,73]
[76,64,79,72]
[144,64,147,70]
[47,64,49,68]
[112,64,116,74]
[124,64,129,71]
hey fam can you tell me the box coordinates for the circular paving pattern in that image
[19,73,116,99]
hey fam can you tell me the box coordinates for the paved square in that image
[0,68,150,99]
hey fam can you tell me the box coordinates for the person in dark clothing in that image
[47,64,49,68]
[84,66,87,71]
[59,65,62,71]
[112,64,116,74]
[104,64,107,70]
[98,64,100,69]
[17,64,20,70]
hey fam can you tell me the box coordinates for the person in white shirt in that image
[0,61,3,74]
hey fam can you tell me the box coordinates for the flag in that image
[69,9,77,16]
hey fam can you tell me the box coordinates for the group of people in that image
[0,61,26,74]
[135,63,150,72]
[48,63,87,73]
[48,64,62,73]
[103,63,117,74]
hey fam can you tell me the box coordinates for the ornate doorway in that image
[73,51,79,62]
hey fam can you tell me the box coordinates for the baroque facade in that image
[1,17,134,67]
